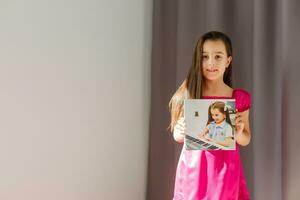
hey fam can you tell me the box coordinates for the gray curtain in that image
[147,0,300,199]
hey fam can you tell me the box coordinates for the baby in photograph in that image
[198,101,234,148]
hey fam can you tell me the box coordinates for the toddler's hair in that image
[207,101,233,127]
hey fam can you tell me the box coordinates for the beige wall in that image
[0,0,152,199]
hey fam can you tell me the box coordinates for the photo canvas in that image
[184,99,236,150]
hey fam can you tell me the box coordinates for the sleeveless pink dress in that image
[173,89,251,200]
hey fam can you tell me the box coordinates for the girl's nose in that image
[208,58,216,67]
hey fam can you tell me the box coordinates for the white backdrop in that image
[0,0,152,199]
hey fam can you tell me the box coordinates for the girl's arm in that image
[235,109,251,146]
[198,126,209,138]
[211,137,233,147]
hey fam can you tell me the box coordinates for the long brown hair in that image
[168,31,233,131]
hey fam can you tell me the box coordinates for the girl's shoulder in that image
[207,121,215,127]
[232,88,251,112]
[232,88,251,97]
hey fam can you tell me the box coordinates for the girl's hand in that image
[198,131,205,139]
[235,112,245,134]
[235,109,251,146]
[198,127,209,139]
[174,117,187,136]
[204,135,212,142]
[173,117,187,143]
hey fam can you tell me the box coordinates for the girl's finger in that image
[178,126,185,132]
[176,123,182,129]
[175,124,183,131]
[178,124,186,132]
[237,119,243,124]
[177,122,185,130]
[235,117,239,123]
[178,117,185,123]
[178,118,185,124]
[178,121,186,127]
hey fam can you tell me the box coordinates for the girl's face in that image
[201,40,232,81]
[210,108,226,124]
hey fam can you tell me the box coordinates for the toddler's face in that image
[210,108,226,124]
[201,40,232,82]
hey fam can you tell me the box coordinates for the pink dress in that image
[173,89,251,200]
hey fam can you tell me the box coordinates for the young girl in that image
[199,101,234,149]
[169,31,251,199]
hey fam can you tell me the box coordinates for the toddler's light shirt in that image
[208,121,233,142]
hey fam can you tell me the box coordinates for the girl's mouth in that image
[206,69,218,72]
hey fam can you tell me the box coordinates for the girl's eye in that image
[202,55,208,59]
[215,55,222,59]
